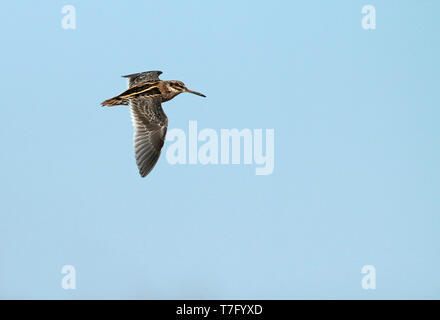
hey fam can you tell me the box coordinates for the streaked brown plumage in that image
[101,70,206,178]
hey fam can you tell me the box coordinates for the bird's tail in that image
[101,96,128,107]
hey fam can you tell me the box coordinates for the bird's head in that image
[168,81,206,98]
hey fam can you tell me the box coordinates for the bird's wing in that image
[129,97,168,178]
[102,81,161,107]
[118,82,162,100]
[122,70,163,88]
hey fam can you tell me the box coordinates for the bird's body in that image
[101,71,205,177]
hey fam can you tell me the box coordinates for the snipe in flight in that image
[101,70,206,178]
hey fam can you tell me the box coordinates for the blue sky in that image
[0,1,439,299]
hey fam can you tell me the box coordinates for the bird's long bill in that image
[186,88,206,97]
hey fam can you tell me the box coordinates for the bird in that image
[101,70,206,178]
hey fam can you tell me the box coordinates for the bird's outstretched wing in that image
[129,96,168,178]
[122,70,163,88]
